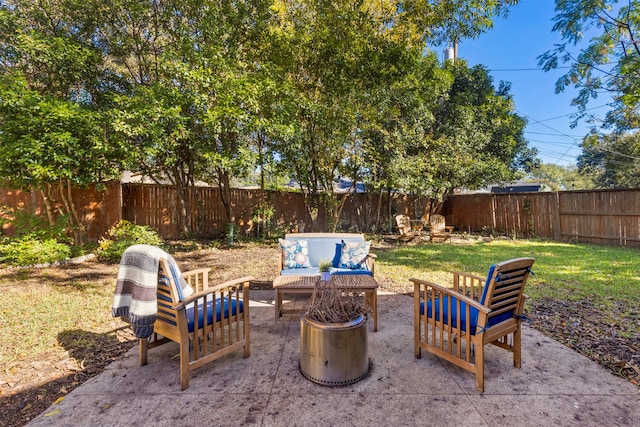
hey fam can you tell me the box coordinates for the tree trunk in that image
[386,187,393,231]
[257,133,265,190]
[39,185,55,227]
[58,179,84,245]
[174,186,191,237]
[375,189,383,232]
[332,181,356,233]
[217,169,235,223]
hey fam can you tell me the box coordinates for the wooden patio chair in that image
[411,257,535,392]
[140,258,253,390]
[395,214,419,242]
[429,214,453,243]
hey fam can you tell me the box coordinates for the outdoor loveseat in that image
[274,233,378,330]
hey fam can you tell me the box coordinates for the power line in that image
[526,131,586,138]
[533,104,611,123]
[487,67,572,72]
[516,108,584,165]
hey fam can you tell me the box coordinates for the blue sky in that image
[457,0,612,167]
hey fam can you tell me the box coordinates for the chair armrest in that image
[366,252,376,275]
[175,276,254,310]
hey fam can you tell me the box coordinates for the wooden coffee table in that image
[273,274,378,332]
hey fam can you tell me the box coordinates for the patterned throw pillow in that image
[339,240,371,270]
[279,238,312,269]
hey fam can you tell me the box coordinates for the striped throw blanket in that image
[112,244,193,338]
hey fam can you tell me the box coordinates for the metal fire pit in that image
[299,313,369,386]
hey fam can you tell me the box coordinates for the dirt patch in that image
[1,240,638,426]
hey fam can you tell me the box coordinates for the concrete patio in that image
[28,290,639,426]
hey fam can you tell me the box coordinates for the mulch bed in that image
[528,298,640,386]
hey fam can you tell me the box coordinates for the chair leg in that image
[244,317,251,358]
[139,338,148,366]
[274,289,281,331]
[475,343,485,393]
[414,320,421,359]
[513,327,522,368]
[179,340,190,391]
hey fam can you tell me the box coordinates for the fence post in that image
[552,192,563,241]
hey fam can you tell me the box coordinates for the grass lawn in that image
[375,238,640,309]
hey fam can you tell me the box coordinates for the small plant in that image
[97,220,163,263]
[251,202,275,239]
[305,281,370,323]
[318,258,332,272]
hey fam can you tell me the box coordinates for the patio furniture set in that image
[112,234,534,393]
[395,213,453,243]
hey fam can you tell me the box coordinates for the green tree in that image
[0,1,117,244]
[538,0,640,130]
[395,62,537,215]
[96,0,273,233]
[267,0,377,230]
[539,1,639,188]
[527,163,596,190]
[578,132,640,188]
[267,0,521,231]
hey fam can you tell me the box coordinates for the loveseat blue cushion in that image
[330,267,373,276]
[420,296,513,335]
[332,243,342,268]
[186,297,243,332]
[280,267,319,276]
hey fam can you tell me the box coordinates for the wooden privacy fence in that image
[3,183,640,248]
[442,189,640,248]
[1,183,419,241]
[0,182,123,241]
[121,184,418,238]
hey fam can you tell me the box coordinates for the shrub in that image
[1,205,72,243]
[0,235,72,266]
[97,220,164,263]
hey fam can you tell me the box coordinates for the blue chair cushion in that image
[479,264,496,305]
[420,296,513,335]
[186,297,243,333]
